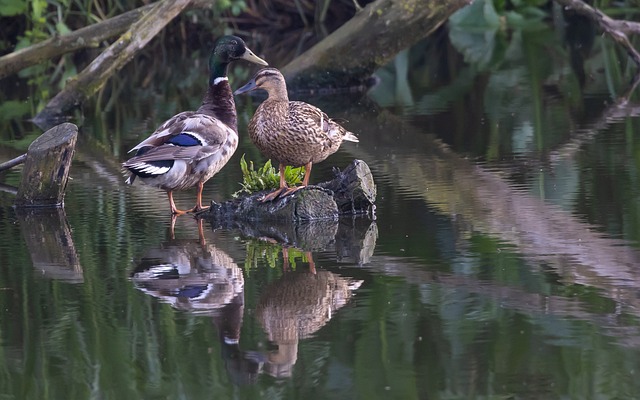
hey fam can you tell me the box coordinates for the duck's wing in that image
[123,114,236,180]
[128,112,232,154]
[288,102,334,138]
[288,102,357,143]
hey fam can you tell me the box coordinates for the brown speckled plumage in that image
[235,68,359,201]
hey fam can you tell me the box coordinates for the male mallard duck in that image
[123,35,268,214]
[234,68,359,202]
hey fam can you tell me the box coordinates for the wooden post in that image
[15,122,78,207]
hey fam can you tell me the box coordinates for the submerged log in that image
[282,0,471,89]
[202,159,376,223]
[15,122,78,207]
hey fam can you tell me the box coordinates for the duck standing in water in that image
[234,68,359,202]
[123,36,268,214]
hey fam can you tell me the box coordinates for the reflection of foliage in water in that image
[244,239,309,272]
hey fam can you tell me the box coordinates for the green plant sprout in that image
[233,154,305,197]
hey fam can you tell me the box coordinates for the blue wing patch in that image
[167,133,202,147]
[176,285,207,299]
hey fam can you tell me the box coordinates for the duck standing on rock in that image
[234,68,359,202]
[123,36,268,215]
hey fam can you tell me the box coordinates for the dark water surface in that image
[2,22,640,400]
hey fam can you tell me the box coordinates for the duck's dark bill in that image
[234,80,257,95]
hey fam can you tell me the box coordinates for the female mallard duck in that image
[123,35,268,215]
[234,67,359,202]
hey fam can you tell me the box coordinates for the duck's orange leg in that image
[281,162,312,197]
[196,217,206,246]
[188,181,210,213]
[261,163,288,202]
[168,191,188,215]
[305,251,316,274]
[169,214,178,239]
[282,247,290,272]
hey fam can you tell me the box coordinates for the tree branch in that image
[0,3,156,80]
[33,0,192,128]
[555,0,640,67]
[0,0,216,80]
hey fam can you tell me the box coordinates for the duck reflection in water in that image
[253,244,363,378]
[130,218,265,385]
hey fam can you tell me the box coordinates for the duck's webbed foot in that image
[186,204,210,214]
[168,191,189,215]
[281,185,305,197]
[260,187,287,202]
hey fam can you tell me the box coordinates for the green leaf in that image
[233,155,305,197]
[448,0,502,70]
[31,0,47,20]
[0,0,26,16]
[449,0,500,31]
[55,21,71,35]
[0,100,30,122]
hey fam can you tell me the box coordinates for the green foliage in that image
[244,239,307,272]
[448,0,548,71]
[0,0,26,16]
[0,100,30,121]
[233,154,305,197]
[215,0,247,16]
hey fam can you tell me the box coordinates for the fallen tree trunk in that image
[201,159,376,223]
[282,0,471,88]
[0,0,216,80]
[33,0,191,129]
[0,3,156,80]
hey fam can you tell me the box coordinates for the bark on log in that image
[33,0,191,129]
[15,207,83,283]
[202,159,376,223]
[318,159,376,213]
[281,0,471,89]
[15,122,78,207]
